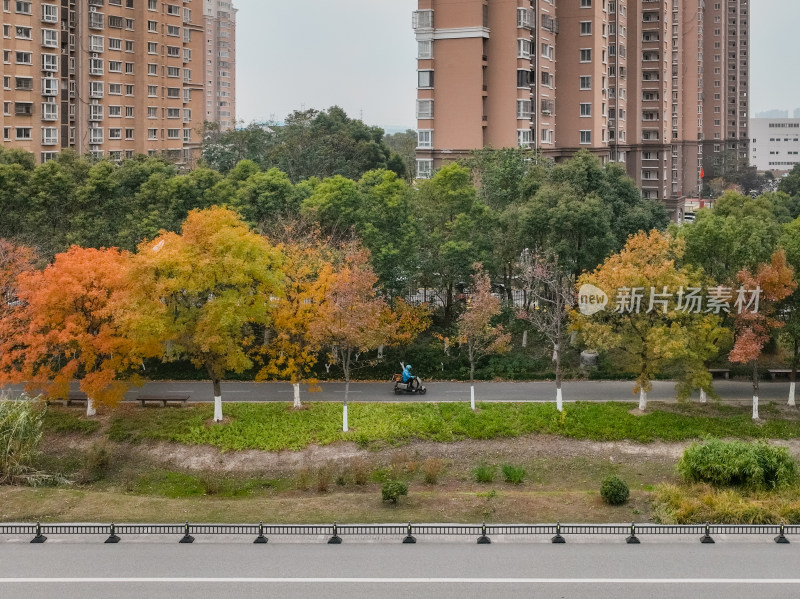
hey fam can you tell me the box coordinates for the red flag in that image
[700,167,705,179]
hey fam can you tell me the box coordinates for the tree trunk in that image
[470,358,476,411]
[343,379,349,432]
[700,388,707,403]
[790,340,798,407]
[293,382,301,409]
[555,342,563,412]
[638,389,647,411]
[522,330,528,348]
[86,397,96,418]
[213,377,223,422]
[752,360,760,420]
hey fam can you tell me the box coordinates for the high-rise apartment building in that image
[202,0,235,131]
[1,0,235,164]
[413,0,750,218]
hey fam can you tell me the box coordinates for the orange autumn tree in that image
[729,249,796,420]
[258,239,336,408]
[0,246,140,416]
[312,244,429,432]
[456,265,511,410]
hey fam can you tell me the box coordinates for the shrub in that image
[349,457,372,486]
[315,461,335,493]
[78,442,111,484]
[678,439,799,490]
[600,475,630,505]
[0,396,45,484]
[422,457,443,485]
[473,463,496,484]
[501,464,526,485]
[381,480,408,504]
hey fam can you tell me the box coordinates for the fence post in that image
[699,522,714,544]
[626,522,640,544]
[254,521,268,544]
[179,521,195,544]
[551,521,565,543]
[105,522,120,544]
[30,521,47,544]
[477,522,491,544]
[775,523,790,544]
[328,521,342,544]
[403,522,416,544]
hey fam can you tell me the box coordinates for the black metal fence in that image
[0,521,796,544]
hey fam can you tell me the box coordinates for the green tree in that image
[779,164,800,198]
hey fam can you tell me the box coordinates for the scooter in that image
[391,373,427,395]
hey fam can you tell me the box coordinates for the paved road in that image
[1,541,799,598]
[1,379,794,404]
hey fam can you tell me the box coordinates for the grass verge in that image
[103,401,800,452]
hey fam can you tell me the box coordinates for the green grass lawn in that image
[91,401,800,452]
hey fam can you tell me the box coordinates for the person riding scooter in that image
[401,364,417,391]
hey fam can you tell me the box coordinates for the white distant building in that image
[750,118,800,173]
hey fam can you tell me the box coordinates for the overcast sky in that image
[235,0,798,129]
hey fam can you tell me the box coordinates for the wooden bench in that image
[46,392,88,407]
[708,368,730,380]
[136,394,190,408]
[768,369,795,380]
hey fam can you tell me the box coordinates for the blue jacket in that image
[402,365,413,383]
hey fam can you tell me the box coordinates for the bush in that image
[501,464,526,485]
[0,396,45,484]
[600,475,630,505]
[422,457,443,485]
[678,439,799,490]
[381,480,408,504]
[473,463,496,484]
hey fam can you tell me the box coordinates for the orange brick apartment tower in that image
[414,0,749,217]
[203,0,236,131]
[0,0,227,164]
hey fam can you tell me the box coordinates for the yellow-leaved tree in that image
[128,207,283,422]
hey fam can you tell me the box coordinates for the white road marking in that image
[2,578,800,584]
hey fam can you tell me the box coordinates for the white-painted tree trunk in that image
[213,396,223,422]
[86,397,96,418]
[638,389,647,411]
[343,403,349,432]
[752,395,759,420]
[789,382,796,407]
[522,330,528,348]
[700,389,707,403]
[556,387,563,412]
[292,383,301,408]
[470,385,475,411]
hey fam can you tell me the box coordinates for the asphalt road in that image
[1,541,799,599]
[1,379,793,404]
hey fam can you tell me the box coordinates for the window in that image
[15,76,33,90]
[90,81,104,97]
[125,128,134,140]
[517,100,531,119]
[580,130,592,144]
[125,40,134,52]
[517,7,532,28]
[89,104,104,121]
[148,128,158,140]
[109,61,122,73]
[580,0,591,6]
[109,128,122,140]
[167,46,180,57]
[126,106,134,118]
[148,42,158,54]
[580,49,592,62]
[42,102,58,120]
[517,39,532,59]
[88,12,104,29]
[148,0,157,9]
[417,130,433,148]
[14,102,32,116]
[417,99,433,119]
[540,71,553,87]
[167,4,180,15]
[108,16,123,28]
[89,58,104,75]
[167,25,180,37]
[16,1,31,14]
[517,129,532,148]
[148,63,158,75]
[148,21,157,33]
[580,103,592,117]
[418,40,432,59]
[16,127,32,140]
[418,70,433,88]
[15,26,32,39]
[148,106,157,118]
[580,75,591,89]
[89,128,104,144]
[16,51,32,65]
[41,3,57,23]
[167,108,180,119]
[41,127,57,145]
[90,36,105,52]
[517,70,531,88]
[580,21,592,35]
[41,53,58,72]
[125,62,134,74]
[412,10,434,30]
[148,85,158,97]
[41,29,58,47]
[108,83,122,95]
[416,159,433,180]
[166,87,180,98]
[167,128,180,139]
